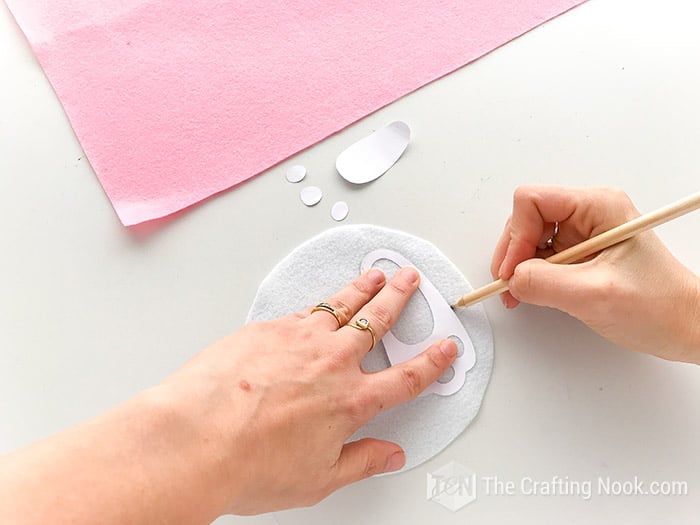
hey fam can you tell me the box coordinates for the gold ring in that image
[311,302,342,328]
[348,317,376,353]
[545,221,559,249]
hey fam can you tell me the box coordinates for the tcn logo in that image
[426,461,477,512]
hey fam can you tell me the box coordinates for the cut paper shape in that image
[336,121,411,184]
[300,186,322,206]
[330,201,349,222]
[247,225,494,471]
[360,249,476,396]
[4,0,588,225]
[285,165,306,183]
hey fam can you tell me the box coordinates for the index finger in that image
[500,186,638,278]
[499,185,578,278]
[338,267,420,359]
[304,269,386,330]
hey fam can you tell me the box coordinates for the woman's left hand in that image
[0,267,457,524]
[157,266,458,516]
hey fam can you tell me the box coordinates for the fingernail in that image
[367,268,385,285]
[398,267,419,286]
[385,451,406,473]
[497,260,507,280]
[439,340,457,358]
[507,279,519,302]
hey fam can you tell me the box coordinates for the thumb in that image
[509,258,593,315]
[332,439,406,489]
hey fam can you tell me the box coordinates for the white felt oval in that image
[246,225,493,472]
[335,121,411,184]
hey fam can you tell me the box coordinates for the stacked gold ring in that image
[347,317,376,353]
[311,302,342,328]
[545,220,560,250]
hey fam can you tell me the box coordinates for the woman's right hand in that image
[491,185,700,364]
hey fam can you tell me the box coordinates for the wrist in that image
[666,270,700,365]
[130,384,240,521]
[681,274,700,364]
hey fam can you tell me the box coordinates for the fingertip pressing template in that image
[360,249,476,396]
[5,1,588,225]
[247,225,494,471]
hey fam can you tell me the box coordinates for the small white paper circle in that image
[300,186,322,206]
[285,165,307,183]
[331,201,349,221]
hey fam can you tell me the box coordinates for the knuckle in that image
[325,389,347,415]
[245,319,284,340]
[297,326,315,342]
[292,308,310,320]
[343,391,370,422]
[513,185,535,204]
[323,337,360,368]
[599,187,637,218]
[323,348,348,371]
[618,192,638,218]
[426,345,447,370]
[367,303,394,332]
[589,274,616,304]
[399,367,423,398]
[351,277,374,297]
[388,278,412,298]
[607,186,628,202]
[332,298,352,323]
[362,454,381,478]
[503,216,514,238]
[512,264,532,293]
[355,387,381,412]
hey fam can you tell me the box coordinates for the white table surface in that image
[1,0,699,523]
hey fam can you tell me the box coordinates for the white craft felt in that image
[246,225,494,471]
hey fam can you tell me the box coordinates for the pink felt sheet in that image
[5,0,586,225]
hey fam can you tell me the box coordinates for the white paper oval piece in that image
[299,186,322,206]
[299,186,323,206]
[285,164,307,183]
[330,201,349,221]
[336,121,411,184]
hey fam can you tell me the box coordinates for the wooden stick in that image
[452,190,700,309]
